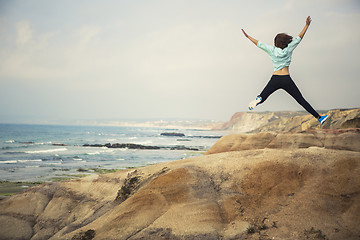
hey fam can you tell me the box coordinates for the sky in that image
[0,0,359,124]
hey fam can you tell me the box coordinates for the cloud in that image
[0,21,103,82]
[16,20,32,47]
[77,25,100,48]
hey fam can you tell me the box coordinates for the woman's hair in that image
[274,33,293,49]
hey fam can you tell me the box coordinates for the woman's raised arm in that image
[242,29,258,46]
[298,16,312,39]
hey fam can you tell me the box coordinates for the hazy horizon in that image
[0,108,353,126]
[1,0,359,124]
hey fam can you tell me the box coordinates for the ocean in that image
[0,123,225,182]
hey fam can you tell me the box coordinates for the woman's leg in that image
[249,75,282,110]
[282,76,320,119]
[258,75,282,104]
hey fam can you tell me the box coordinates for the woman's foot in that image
[318,115,329,124]
[249,96,262,110]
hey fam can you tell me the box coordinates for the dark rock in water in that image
[190,136,222,139]
[52,143,67,146]
[83,144,105,147]
[109,143,160,150]
[170,146,199,151]
[19,142,34,144]
[83,143,198,151]
[84,143,160,150]
[161,132,185,137]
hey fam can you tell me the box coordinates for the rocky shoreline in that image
[1,128,359,239]
[1,108,360,240]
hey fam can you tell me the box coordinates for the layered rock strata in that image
[217,108,360,133]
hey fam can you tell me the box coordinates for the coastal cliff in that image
[1,127,359,239]
[216,108,360,133]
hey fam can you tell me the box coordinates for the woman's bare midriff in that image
[273,66,290,75]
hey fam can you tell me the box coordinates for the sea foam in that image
[17,159,43,163]
[1,159,43,164]
[25,148,67,154]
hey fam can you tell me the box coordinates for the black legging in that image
[258,75,320,119]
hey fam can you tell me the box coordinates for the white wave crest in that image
[45,162,63,165]
[86,152,100,155]
[1,159,43,164]
[25,148,67,154]
[18,159,43,163]
[1,160,17,164]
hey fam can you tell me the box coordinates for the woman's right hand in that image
[299,16,311,39]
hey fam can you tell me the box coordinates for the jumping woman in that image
[242,16,328,124]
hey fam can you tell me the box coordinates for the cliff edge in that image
[216,108,360,133]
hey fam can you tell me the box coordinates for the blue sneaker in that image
[318,115,328,124]
[249,96,262,110]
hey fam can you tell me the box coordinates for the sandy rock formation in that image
[206,128,360,155]
[218,108,360,133]
[214,111,307,132]
[1,130,360,240]
[253,108,360,133]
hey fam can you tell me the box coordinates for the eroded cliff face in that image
[217,108,360,133]
[214,111,307,132]
[1,129,359,240]
[205,128,360,155]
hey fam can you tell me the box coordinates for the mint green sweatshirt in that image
[257,36,302,71]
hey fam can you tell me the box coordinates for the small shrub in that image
[247,226,256,234]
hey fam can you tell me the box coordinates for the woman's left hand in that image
[241,29,249,38]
